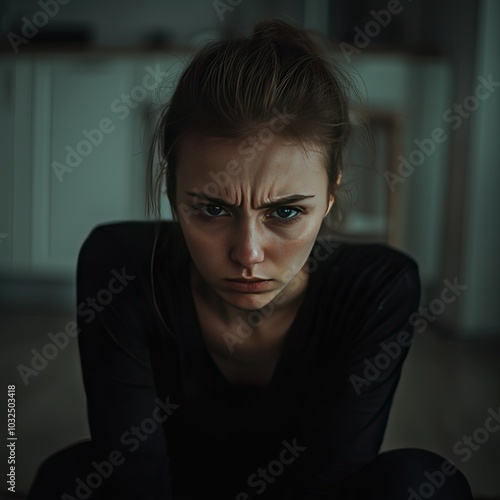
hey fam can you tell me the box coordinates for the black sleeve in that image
[76,225,174,499]
[294,259,421,498]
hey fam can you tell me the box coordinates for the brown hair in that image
[146,18,369,236]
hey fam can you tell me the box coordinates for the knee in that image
[26,440,100,500]
[380,448,473,499]
[348,448,473,499]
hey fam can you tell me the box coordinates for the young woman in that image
[27,19,473,500]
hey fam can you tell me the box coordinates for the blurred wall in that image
[460,0,500,334]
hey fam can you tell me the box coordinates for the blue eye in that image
[272,207,301,220]
[197,205,302,223]
[199,205,228,218]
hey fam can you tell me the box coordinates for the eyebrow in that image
[185,192,315,210]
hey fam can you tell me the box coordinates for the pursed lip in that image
[224,278,273,292]
[226,278,271,282]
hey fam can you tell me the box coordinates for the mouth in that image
[226,278,270,283]
[225,278,273,291]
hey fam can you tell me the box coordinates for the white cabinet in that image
[0,53,182,280]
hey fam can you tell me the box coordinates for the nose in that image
[229,219,265,270]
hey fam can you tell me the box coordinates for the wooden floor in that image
[382,328,500,499]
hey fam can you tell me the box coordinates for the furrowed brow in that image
[185,192,315,210]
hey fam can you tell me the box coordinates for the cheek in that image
[181,227,225,266]
[267,236,315,267]
[273,221,320,249]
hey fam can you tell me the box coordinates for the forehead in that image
[177,134,327,189]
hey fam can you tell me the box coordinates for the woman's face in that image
[174,134,335,314]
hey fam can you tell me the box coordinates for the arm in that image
[293,260,421,498]
[76,225,174,499]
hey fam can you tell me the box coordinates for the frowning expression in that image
[174,134,335,314]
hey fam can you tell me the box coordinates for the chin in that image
[220,288,278,311]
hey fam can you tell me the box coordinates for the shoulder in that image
[316,238,419,283]
[78,220,177,261]
[313,238,420,313]
[77,220,182,282]
[309,241,422,366]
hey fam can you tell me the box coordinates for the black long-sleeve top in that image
[76,220,421,499]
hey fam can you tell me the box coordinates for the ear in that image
[324,171,342,218]
[336,171,342,186]
[324,192,335,218]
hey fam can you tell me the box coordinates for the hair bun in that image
[252,19,325,58]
